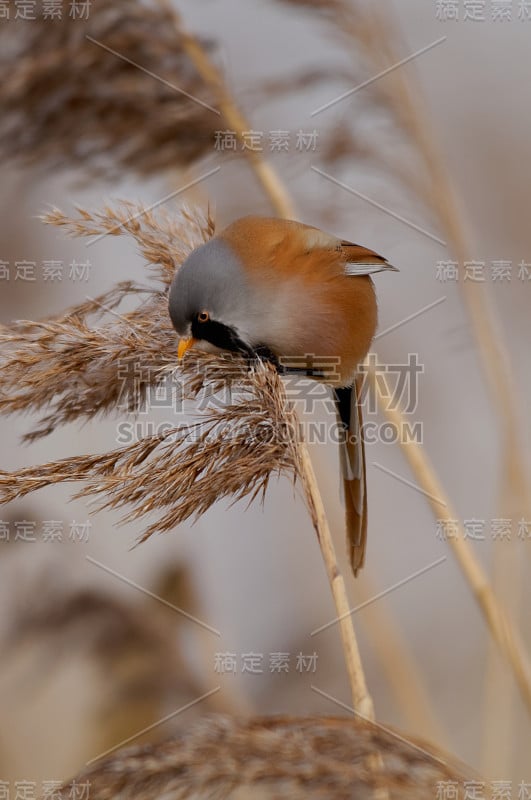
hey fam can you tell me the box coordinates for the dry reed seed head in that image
[52,715,472,800]
[0,203,213,439]
[1,561,212,748]
[0,0,218,178]
[0,355,300,542]
[0,199,304,551]
[0,201,303,536]
[5,575,205,702]
[41,203,215,285]
[0,295,176,440]
[8,581,166,659]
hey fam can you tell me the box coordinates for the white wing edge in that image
[344,261,399,276]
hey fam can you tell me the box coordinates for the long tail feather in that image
[334,377,367,576]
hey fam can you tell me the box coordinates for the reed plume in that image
[49,714,470,800]
[2,558,220,766]
[0,204,212,440]
[0,0,218,178]
[0,203,300,540]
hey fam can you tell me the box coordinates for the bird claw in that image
[246,345,286,374]
[247,346,325,380]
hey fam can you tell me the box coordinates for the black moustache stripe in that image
[191,317,254,357]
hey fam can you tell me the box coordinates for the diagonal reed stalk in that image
[297,441,375,719]
[369,365,531,714]
[158,0,296,221]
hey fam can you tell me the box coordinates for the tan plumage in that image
[220,217,380,384]
[170,216,397,574]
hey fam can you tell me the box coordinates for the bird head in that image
[168,236,258,360]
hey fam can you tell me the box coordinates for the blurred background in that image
[0,0,530,790]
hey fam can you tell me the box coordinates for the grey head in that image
[168,237,259,353]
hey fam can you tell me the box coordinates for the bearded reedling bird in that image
[168,216,397,575]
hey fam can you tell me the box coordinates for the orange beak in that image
[178,337,197,360]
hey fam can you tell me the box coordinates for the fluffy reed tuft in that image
[0,0,218,178]
[0,203,300,540]
[0,354,299,541]
[51,714,470,800]
[0,204,213,439]
[6,575,203,705]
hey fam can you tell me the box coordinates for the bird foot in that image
[249,346,325,379]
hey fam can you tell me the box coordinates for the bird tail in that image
[334,376,367,576]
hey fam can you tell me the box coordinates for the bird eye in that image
[197,310,210,323]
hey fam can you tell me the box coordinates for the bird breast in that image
[243,270,377,386]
